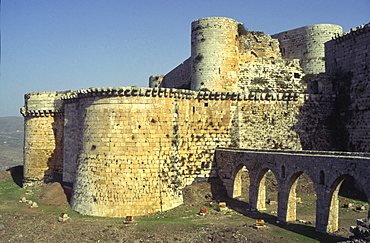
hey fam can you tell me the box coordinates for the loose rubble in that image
[342,217,370,242]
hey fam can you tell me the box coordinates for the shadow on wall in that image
[293,72,353,151]
[44,117,64,183]
[339,176,368,202]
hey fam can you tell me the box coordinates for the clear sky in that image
[1,0,369,117]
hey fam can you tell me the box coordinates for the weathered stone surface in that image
[20,17,369,224]
[325,23,370,152]
[272,24,343,74]
[214,148,370,233]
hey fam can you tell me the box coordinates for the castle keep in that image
[21,17,369,219]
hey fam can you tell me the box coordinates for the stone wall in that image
[160,58,191,89]
[21,87,304,217]
[238,30,281,61]
[20,17,369,219]
[21,91,69,186]
[149,75,164,88]
[63,101,84,185]
[272,24,343,74]
[238,97,304,150]
[325,23,370,76]
[214,148,370,233]
[237,58,304,93]
[293,94,338,151]
[23,115,64,186]
[69,94,179,217]
[325,23,370,152]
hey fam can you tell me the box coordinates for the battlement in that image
[59,86,302,102]
[21,91,70,117]
[157,17,341,94]
[20,17,369,219]
[332,22,370,43]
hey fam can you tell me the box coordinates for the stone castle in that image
[21,17,369,218]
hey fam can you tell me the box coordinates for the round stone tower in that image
[272,24,343,74]
[191,17,239,91]
[21,91,66,187]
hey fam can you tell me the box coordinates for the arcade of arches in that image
[215,148,370,233]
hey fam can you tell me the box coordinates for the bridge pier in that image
[277,190,289,223]
[315,188,331,233]
[248,175,259,211]
[256,174,267,210]
[215,148,370,234]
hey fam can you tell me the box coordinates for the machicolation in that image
[21,17,370,233]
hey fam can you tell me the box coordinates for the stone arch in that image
[232,163,249,198]
[286,171,317,222]
[256,168,278,210]
[286,171,303,221]
[327,174,368,233]
[327,174,348,233]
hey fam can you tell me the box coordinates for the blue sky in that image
[1,0,369,117]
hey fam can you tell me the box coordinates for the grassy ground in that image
[1,170,368,243]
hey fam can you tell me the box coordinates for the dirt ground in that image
[0,169,368,243]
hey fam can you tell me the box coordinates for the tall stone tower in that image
[272,24,343,74]
[21,91,66,186]
[190,17,239,91]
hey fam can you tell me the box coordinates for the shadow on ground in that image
[209,177,348,243]
[6,165,23,187]
[5,165,72,205]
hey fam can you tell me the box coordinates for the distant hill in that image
[0,116,23,171]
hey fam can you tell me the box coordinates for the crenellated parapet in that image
[17,85,306,216]
[21,109,64,117]
[21,17,369,219]
[60,86,303,102]
[21,91,70,187]
[21,91,74,117]
[331,22,370,44]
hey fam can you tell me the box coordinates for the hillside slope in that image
[0,116,23,171]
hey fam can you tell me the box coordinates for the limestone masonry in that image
[21,17,369,221]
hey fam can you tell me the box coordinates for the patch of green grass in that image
[0,180,25,202]
[135,207,214,233]
[271,227,314,242]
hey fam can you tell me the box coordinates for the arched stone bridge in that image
[214,148,370,233]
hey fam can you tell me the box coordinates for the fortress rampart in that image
[154,17,293,92]
[324,22,370,152]
[21,17,369,220]
[22,87,305,217]
[21,91,69,185]
[156,58,191,89]
[325,23,370,76]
